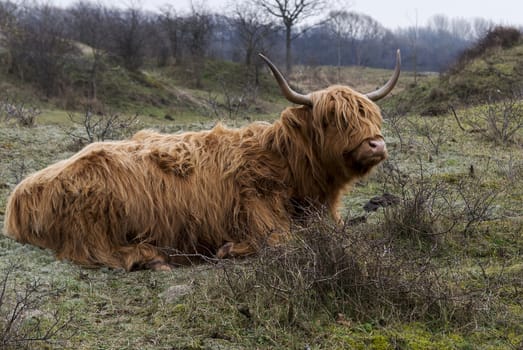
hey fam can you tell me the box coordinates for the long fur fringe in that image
[3,86,384,270]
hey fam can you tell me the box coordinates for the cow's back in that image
[3,140,160,267]
[3,123,289,269]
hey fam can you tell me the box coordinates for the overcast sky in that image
[57,0,523,29]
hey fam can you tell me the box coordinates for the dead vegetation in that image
[178,156,521,348]
[0,39,522,347]
[0,97,40,127]
[202,76,259,122]
[65,106,140,150]
[0,91,521,347]
[0,264,72,349]
[451,90,523,146]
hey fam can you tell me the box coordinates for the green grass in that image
[1,52,523,348]
[1,102,522,348]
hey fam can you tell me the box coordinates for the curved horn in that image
[258,53,313,106]
[365,49,401,101]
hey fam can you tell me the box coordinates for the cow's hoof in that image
[216,242,234,259]
[147,259,173,272]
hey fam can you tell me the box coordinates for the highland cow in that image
[3,51,400,271]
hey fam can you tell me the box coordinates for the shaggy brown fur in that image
[3,86,387,271]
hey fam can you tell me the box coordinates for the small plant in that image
[187,209,482,330]
[65,106,140,148]
[0,97,40,127]
[407,116,449,156]
[203,76,258,122]
[478,92,523,145]
[0,264,72,349]
[452,90,523,145]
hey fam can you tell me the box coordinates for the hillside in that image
[0,56,279,123]
[0,46,423,126]
[385,30,523,116]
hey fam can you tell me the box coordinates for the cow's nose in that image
[368,139,386,154]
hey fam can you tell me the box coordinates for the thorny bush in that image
[186,159,514,334]
[0,97,40,127]
[0,264,72,349]
[65,106,140,150]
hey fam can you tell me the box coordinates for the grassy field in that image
[0,57,522,349]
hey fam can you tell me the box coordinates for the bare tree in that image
[105,6,149,71]
[327,10,354,79]
[256,0,326,74]
[407,9,419,84]
[181,4,214,88]
[2,2,75,96]
[231,2,276,66]
[0,0,18,73]
[472,17,494,40]
[327,10,385,72]
[68,1,108,100]
[159,6,181,65]
[428,14,450,34]
[230,2,277,85]
[350,13,384,66]
[450,17,473,41]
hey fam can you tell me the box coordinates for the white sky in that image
[350,0,523,29]
[56,0,523,29]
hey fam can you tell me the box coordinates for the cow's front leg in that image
[216,230,288,259]
[216,241,254,258]
[216,197,291,259]
[117,244,172,271]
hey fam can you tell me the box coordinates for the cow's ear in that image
[282,106,310,130]
[287,115,301,129]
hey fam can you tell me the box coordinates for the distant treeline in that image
[0,0,521,97]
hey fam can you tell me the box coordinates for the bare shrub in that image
[477,92,523,145]
[496,153,523,182]
[194,215,494,331]
[8,159,30,185]
[382,189,450,246]
[406,116,449,156]
[452,171,504,236]
[0,264,72,349]
[380,159,504,241]
[380,162,457,246]
[382,107,408,152]
[203,77,258,122]
[452,91,523,145]
[180,160,513,336]
[0,97,40,127]
[65,106,140,149]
